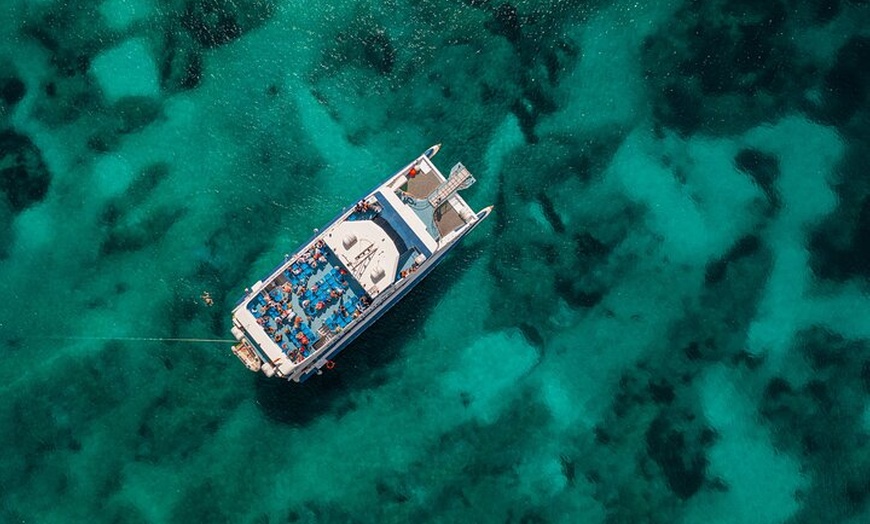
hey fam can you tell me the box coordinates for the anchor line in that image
[36,336,235,344]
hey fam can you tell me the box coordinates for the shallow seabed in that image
[2,0,870,522]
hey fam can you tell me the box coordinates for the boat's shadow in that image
[253,240,486,427]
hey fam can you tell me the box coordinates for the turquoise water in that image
[2,0,870,522]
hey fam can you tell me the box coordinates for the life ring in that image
[325,360,335,370]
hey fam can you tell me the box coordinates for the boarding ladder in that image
[427,163,476,208]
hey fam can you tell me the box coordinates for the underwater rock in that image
[360,28,396,76]
[489,3,523,45]
[0,130,51,212]
[1,76,25,106]
[644,0,804,135]
[645,413,710,500]
[704,234,762,285]
[654,83,704,137]
[819,36,870,126]
[100,206,187,255]
[760,327,870,521]
[734,149,780,207]
[330,16,397,77]
[159,30,204,92]
[810,194,870,280]
[181,0,276,49]
[114,96,162,133]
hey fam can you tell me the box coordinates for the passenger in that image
[315,301,325,311]
[330,289,338,299]
[339,305,347,316]
[282,283,292,294]
[274,333,282,342]
[302,299,310,309]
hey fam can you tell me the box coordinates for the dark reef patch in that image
[486,134,629,340]
[761,327,870,522]
[644,0,808,135]
[734,149,780,209]
[360,28,396,76]
[645,412,710,499]
[1,76,25,106]
[0,130,51,212]
[114,96,163,133]
[160,31,204,92]
[818,36,870,126]
[328,15,397,77]
[100,206,187,256]
[704,234,762,285]
[181,0,276,49]
[480,2,580,143]
[810,194,870,280]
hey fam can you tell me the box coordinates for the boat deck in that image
[404,168,442,199]
[434,202,466,237]
[247,242,368,365]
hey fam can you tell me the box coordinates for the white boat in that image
[230,146,492,382]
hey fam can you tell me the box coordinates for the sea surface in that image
[2,0,870,522]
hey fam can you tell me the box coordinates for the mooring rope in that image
[38,336,235,344]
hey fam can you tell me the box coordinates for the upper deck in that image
[231,149,482,378]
